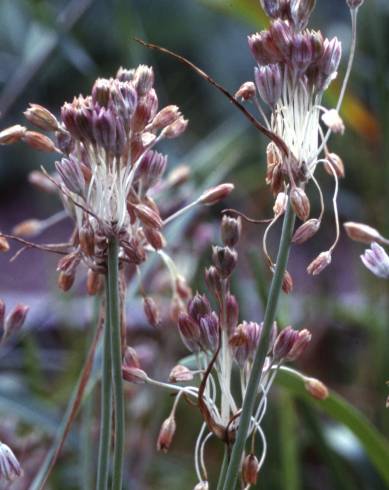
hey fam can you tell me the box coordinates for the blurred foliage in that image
[0,0,388,489]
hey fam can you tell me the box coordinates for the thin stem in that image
[216,447,229,490]
[222,201,295,490]
[96,280,113,490]
[107,238,125,490]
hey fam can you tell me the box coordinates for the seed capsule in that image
[157,416,176,453]
[307,251,332,275]
[292,219,320,244]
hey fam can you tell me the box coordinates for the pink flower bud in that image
[305,377,329,400]
[3,304,29,341]
[290,187,310,222]
[344,222,385,245]
[86,269,103,296]
[286,329,311,361]
[151,105,181,129]
[321,109,345,134]
[78,225,95,256]
[163,116,188,139]
[12,219,43,238]
[199,183,234,205]
[234,81,256,101]
[134,204,163,230]
[292,219,321,245]
[24,103,60,132]
[273,326,299,361]
[205,266,223,298]
[281,270,294,294]
[324,153,345,178]
[0,236,10,253]
[169,364,194,383]
[122,346,147,384]
[307,251,332,275]
[242,453,259,485]
[157,415,176,453]
[22,131,57,152]
[134,65,155,96]
[273,192,288,216]
[143,297,160,328]
[0,125,26,145]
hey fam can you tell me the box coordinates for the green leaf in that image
[277,369,389,486]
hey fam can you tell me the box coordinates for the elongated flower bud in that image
[221,215,241,247]
[282,270,294,294]
[3,304,29,341]
[86,269,102,296]
[290,187,310,221]
[24,103,60,131]
[212,246,238,278]
[242,453,259,485]
[307,251,332,275]
[199,183,234,205]
[157,416,176,453]
[254,64,282,107]
[0,125,26,144]
[134,204,163,229]
[12,219,42,237]
[22,131,57,152]
[143,296,160,328]
[344,222,386,245]
[292,219,320,244]
[305,377,329,400]
[0,442,22,482]
[324,153,345,178]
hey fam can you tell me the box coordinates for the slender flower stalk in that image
[221,201,295,490]
[96,280,112,490]
[107,238,125,490]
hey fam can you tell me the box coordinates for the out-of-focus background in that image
[0,0,388,489]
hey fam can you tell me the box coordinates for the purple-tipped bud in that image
[361,242,389,279]
[116,66,135,82]
[291,33,313,72]
[318,37,342,87]
[56,156,86,196]
[3,304,29,341]
[290,0,316,31]
[134,65,155,96]
[169,365,194,383]
[221,215,242,247]
[273,325,299,361]
[0,442,22,482]
[226,294,239,334]
[260,0,285,19]
[212,246,238,278]
[135,150,167,190]
[230,321,262,367]
[205,266,223,298]
[188,294,211,323]
[248,33,273,66]
[199,312,219,352]
[92,78,111,107]
[157,416,176,453]
[286,329,312,360]
[143,297,160,328]
[254,64,282,107]
[178,313,201,352]
[307,250,332,275]
[270,20,293,58]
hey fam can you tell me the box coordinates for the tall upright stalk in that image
[107,238,125,490]
[221,202,295,490]
[96,280,113,490]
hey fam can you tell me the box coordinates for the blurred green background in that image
[0,0,388,489]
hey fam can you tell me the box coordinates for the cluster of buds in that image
[123,216,314,488]
[234,0,364,277]
[0,65,233,297]
[0,300,29,344]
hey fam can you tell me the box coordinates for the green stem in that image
[216,447,229,490]
[108,238,125,490]
[81,298,100,490]
[222,202,295,490]
[96,280,113,490]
